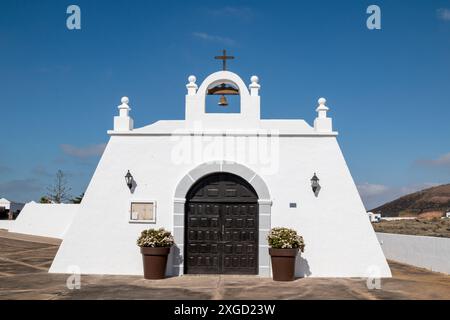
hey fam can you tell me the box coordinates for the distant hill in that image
[371,184,450,217]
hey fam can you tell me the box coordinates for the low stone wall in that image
[381,217,416,221]
[0,220,13,230]
[9,203,78,239]
[376,232,450,274]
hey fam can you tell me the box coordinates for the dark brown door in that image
[185,173,258,275]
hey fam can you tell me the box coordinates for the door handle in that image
[220,225,225,244]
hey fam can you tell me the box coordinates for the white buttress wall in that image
[9,203,78,239]
[49,134,391,277]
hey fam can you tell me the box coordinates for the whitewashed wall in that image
[377,232,450,274]
[9,203,78,239]
[0,220,13,230]
[50,134,391,277]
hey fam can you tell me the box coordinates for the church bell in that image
[218,95,228,107]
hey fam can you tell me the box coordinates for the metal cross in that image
[214,49,235,71]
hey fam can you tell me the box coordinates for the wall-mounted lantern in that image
[311,173,320,194]
[125,170,134,191]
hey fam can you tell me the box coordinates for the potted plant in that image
[137,228,174,280]
[267,227,305,281]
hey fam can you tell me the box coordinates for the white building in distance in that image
[0,198,25,220]
[367,212,382,223]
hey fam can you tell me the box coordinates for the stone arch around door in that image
[172,161,272,277]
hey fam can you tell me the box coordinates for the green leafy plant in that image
[267,227,305,252]
[137,228,175,248]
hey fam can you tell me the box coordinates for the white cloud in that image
[357,183,389,197]
[397,183,440,195]
[357,182,440,210]
[437,8,450,21]
[206,6,254,20]
[357,183,392,209]
[192,32,236,46]
[60,143,106,159]
[416,152,450,167]
[0,178,42,203]
[0,164,11,174]
[31,165,53,177]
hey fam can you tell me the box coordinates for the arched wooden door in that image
[185,172,258,275]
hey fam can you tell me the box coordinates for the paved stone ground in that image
[0,231,449,300]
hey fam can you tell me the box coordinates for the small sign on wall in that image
[129,201,156,223]
[289,203,297,208]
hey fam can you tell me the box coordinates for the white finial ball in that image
[251,75,259,83]
[188,75,196,83]
[121,96,129,104]
[318,97,326,105]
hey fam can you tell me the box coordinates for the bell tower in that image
[184,51,261,129]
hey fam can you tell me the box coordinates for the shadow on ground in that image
[0,231,449,300]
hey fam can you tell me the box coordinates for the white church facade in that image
[48,60,391,278]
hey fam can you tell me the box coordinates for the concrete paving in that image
[0,231,449,300]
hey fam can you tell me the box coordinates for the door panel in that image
[185,173,258,275]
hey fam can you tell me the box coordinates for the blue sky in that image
[0,0,449,209]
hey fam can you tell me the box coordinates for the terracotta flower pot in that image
[269,248,299,281]
[140,247,171,280]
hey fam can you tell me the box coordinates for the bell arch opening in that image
[205,81,241,114]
